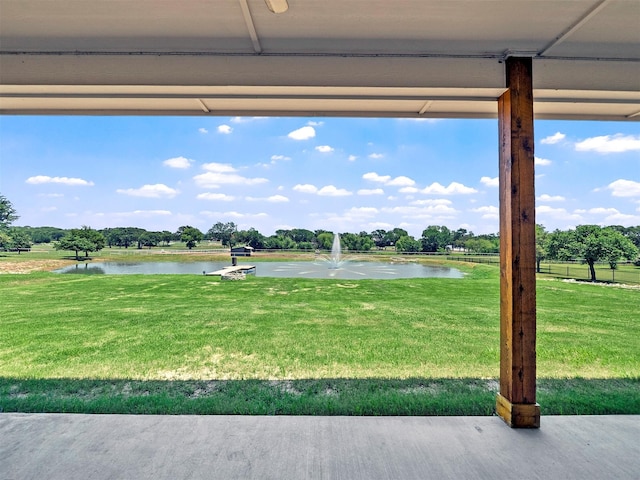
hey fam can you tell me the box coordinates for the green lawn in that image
[1,263,638,415]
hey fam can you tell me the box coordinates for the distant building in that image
[231,245,254,257]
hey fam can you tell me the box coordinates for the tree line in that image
[1,194,639,282]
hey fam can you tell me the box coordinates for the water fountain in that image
[329,233,342,269]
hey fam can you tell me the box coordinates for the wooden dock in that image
[205,265,256,276]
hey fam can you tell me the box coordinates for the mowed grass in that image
[1,264,638,415]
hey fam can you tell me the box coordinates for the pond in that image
[54,260,464,280]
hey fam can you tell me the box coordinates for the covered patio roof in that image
[1,0,638,429]
[1,0,638,119]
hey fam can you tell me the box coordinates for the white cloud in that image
[193,172,268,188]
[196,193,235,201]
[410,198,452,206]
[198,128,208,134]
[270,155,291,162]
[201,162,236,173]
[480,176,499,187]
[536,205,583,221]
[541,132,565,144]
[200,210,268,219]
[363,171,415,187]
[607,179,640,197]
[315,145,334,153]
[307,121,324,126]
[367,221,395,230]
[576,206,640,226]
[605,212,640,225]
[345,207,379,217]
[588,207,620,215]
[258,155,293,169]
[381,204,457,219]
[534,157,552,166]
[399,187,419,194]
[471,205,499,219]
[317,185,352,197]
[348,155,358,162]
[293,184,318,194]
[537,194,565,202]
[38,193,64,198]
[421,182,478,195]
[368,153,384,159]
[163,156,193,169]
[288,126,316,140]
[575,134,640,153]
[217,124,233,134]
[116,184,179,198]
[386,176,416,187]
[230,116,267,123]
[363,172,391,183]
[267,195,289,203]
[357,188,384,196]
[246,195,289,203]
[111,210,172,217]
[26,175,94,186]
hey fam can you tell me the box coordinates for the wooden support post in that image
[497,57,540,428]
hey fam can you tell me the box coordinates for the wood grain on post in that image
[497,57,539,428]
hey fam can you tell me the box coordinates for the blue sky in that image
[0,116,638,238]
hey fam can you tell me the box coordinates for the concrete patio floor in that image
[1,413,638,479]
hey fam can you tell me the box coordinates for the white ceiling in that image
[0,0,638,119]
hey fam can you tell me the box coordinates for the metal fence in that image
[537,263,640,284]
[446,255,639,284]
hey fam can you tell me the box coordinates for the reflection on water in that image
[55,260,463,280]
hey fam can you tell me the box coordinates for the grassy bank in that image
[1,265,638,415]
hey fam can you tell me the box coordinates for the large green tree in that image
[179,226,204,250]
[370,229,388,249]
[7,229,32,253]
[55,226,105,260]
[0,194,18,229]
[264,234,296,249]
[421,225,452,252]
[235,228,265,249]
[177,225,204,250]
[206,222,237,247]
[547,225,638,282]
[535,224,548,273]
[0,231,12,251]
[12,226,65,244]
[465,233,499,254]
[103,227,147,248]
[610,225,640,250]
[452,228,472,250]
[395,235,421,253]
[289,228,315,244]
[315,232,335,250]
[340,232,374,251]
[0,195,32,252]
[386,228,408,247]
[138,231,161,249]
